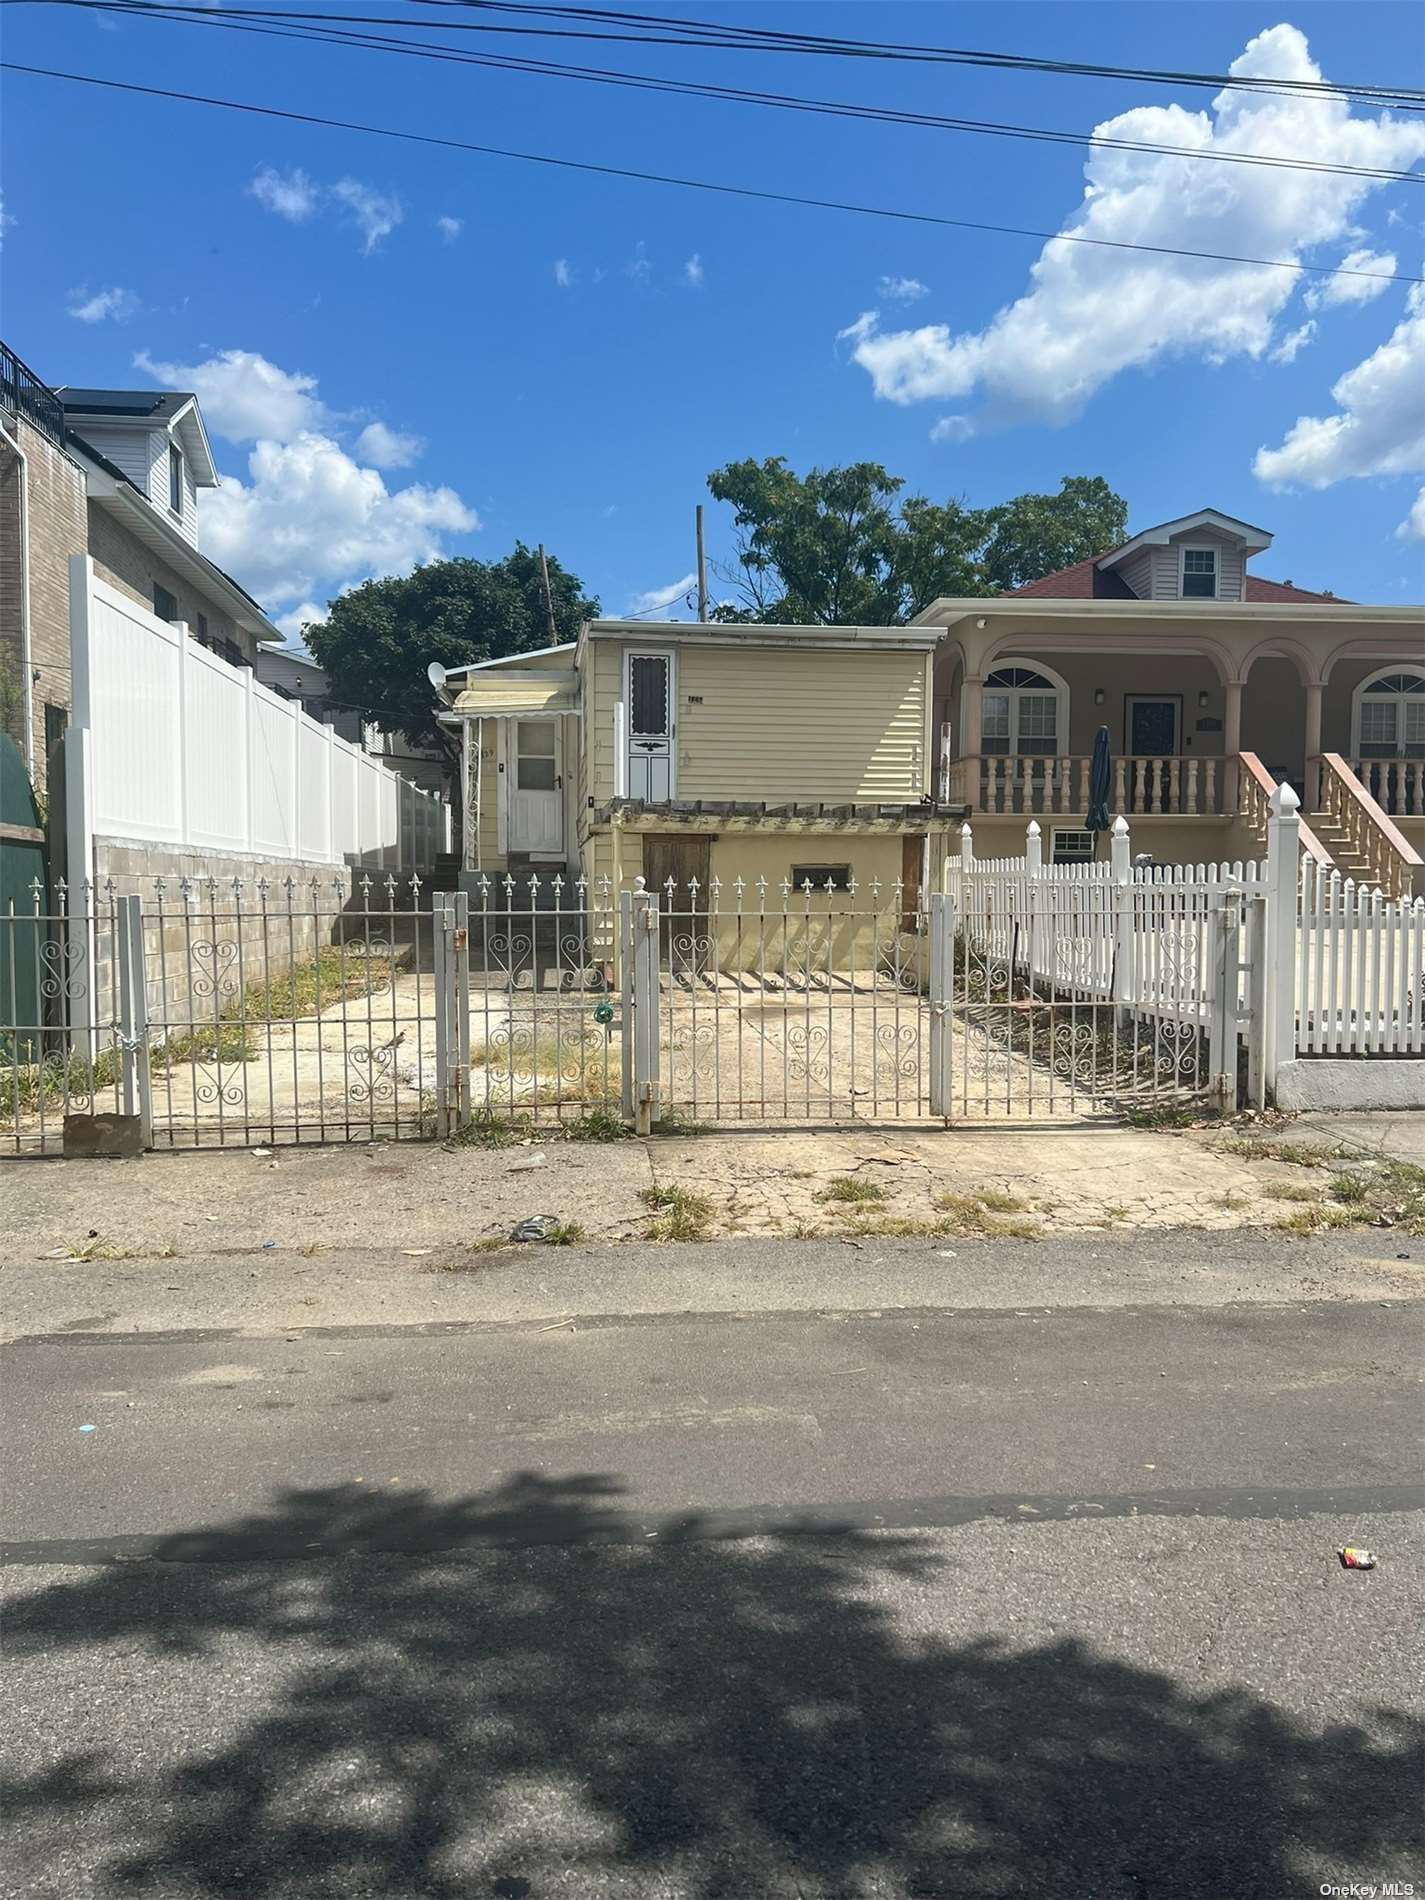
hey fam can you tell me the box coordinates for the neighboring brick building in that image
[0,354,88,795]
[0,341,284,799]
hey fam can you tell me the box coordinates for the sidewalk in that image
[6,1115,1424,1266]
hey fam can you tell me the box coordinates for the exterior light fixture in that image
[1094,688,1105,705]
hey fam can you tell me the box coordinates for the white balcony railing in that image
[947,754,1225,818]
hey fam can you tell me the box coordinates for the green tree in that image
[303,545,599,770]
[979,476,1129,594]
[705,461,1126,622]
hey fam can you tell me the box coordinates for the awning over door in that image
[452,670,578,716]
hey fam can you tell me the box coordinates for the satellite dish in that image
[427,661,448,693]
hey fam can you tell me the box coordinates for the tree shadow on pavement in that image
[3,1473,1421,1899]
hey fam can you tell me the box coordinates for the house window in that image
[1051,829,1096,864]
[790,864,852,892]
[152,583,179,623]
[980,664,1064,757]
[169,444,184,516]
[1354,668,1425,759]
[1181,547,1218,598]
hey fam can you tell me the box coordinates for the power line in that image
[369,0,1425,113]
[38,0,1425,186]
[6,60,1422,288]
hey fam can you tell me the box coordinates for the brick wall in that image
[87,504,260,666]
[0,414,88,786]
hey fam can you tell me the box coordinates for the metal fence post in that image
[115,892,152,1148]
[630,880,659,1135]
[452,888,471,1130]
[1264,781,1301,1101]
[432,891,451,1137]
[928,890,954,1120]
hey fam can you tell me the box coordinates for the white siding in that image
[1117,549,1154,599]
[76,423,159,495]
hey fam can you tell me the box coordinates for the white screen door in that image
[508,719,563,853]
[627,652,673,801]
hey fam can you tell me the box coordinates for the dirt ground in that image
[6,1114,1419,1268]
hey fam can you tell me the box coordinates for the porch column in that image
[959,675,983,809]
[1304,680,1324,809]
[1223,679,1243,813]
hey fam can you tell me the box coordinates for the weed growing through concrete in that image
[816,1177,887,1206]
[640,1186,714,1241]
[563,1109,632,1143]
[931,1191,1041,1240]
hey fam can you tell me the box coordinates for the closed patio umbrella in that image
[1086,725,1113,834]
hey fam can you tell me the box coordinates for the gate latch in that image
[452,927,468,951]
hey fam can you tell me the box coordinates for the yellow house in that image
[438,620,947,923]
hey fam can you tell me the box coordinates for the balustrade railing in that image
[1315,753,1423,901]
[956,754,1223,817]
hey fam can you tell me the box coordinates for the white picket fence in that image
[948,819,1264,1030]
[67,558,450,872]
[1297,858,1425,1055]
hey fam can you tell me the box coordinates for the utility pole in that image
[537,543,558,643]
[695,504,708,622]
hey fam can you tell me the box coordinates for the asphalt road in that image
[3,1272,1423,1899]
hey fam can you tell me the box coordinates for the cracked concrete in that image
[6,1118,1414,1274]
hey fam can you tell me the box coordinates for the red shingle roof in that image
[1006,557,1347,604]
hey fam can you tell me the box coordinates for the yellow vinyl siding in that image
[586,642,929,803]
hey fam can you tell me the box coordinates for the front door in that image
[1127,697,1180,755]
[627,652,674,801]
[508,718,563,855]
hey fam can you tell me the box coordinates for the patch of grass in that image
[1219,1136,1335,1168]
[544,1219,586,1246]
[639,1185,715,1242]
[1104,1204,1131,1223]
[153,1022,255,1068]
[451,1107,531,1149]
[562,1108,633,1143]
[1,1045,123,1116]
[650,1109,711,1137]
[1121,1102,1217,1131]
[1275,1204,1359,1235]
[243,943,398,1022]
[66,1239,176,1261]
[1266,1182,1321,1203]
[816,1176,887,1206]
[977,1188,1028,1214]
[1329,1171,1371,1204]
[931,1191,1042,1240]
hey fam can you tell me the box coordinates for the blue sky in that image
[3,0,1423,635]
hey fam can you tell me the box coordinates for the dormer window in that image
[169,443,184,516]
[1181,547,1217,598]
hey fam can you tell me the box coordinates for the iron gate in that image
[5,867,1252,1155]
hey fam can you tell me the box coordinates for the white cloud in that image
[683,253,704,288]
[553,257,575,288]
[204,432,477,609]
[841,24,1425,429]
[1396,488,1425,541]
[274,600,328,641]
[1268,320,1317,365]
[1303,247,1398,310]
[354,420,424,468]
[66,285,138,323]
[1253,283,1425,536]
[332,178,404,253]
[0,190,13,244]
[878,275,929,302]
[135,347,326,442]
[436,215,463,243]
[627,573,695,616]
[248,165,319,223]
[929,415,975,444]
[836,310,880,346]
[626,241,652,287]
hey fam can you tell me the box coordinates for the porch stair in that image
[1308,753,1423,900]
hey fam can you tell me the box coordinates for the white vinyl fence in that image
[67,558,449,875]
[1297,859,1425,1055]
